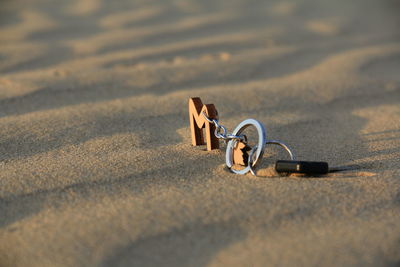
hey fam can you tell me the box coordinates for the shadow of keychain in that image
[189,97,346,176]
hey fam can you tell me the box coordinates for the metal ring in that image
[225,119,267,175]
[247,145,259,176]
[265,140,295,160]
[226,134,247,142]
[247,140,295,176]
[215,125,227,139]
[202,112,214,123]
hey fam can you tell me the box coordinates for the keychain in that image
[189,97,330,176]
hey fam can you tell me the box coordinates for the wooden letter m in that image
[188,97,219,151]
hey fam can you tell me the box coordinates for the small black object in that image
[275,160,329,174]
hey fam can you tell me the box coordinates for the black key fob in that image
[275,160,329,174]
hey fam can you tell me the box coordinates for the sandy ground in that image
[0,0,399,266]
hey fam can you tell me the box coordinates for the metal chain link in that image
[202,112,246,143]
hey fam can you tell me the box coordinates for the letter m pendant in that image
[188,97,219,151]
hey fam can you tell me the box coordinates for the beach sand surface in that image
[0,0,399,266]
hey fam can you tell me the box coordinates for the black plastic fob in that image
[275,160,329,174]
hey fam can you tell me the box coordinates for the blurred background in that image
[0,0,399,75]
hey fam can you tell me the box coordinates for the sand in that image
[0,0,399,266]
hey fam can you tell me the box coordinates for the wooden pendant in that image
[233,141,251,166]
[188,97,219,151]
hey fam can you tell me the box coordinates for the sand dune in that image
[0,0,399,266]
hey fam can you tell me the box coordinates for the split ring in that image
[247,140,295,176]
[225,119,267,175]
[226,119,295,176]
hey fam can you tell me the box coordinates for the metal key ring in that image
[265,140,295,160]
[248,140,295,176]
[226,119,295,176]
[226,119,267,175]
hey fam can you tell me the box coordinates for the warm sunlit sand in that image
[0,0,399,266]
